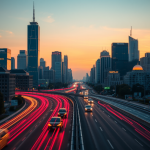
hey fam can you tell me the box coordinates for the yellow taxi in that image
[0,128,9,149]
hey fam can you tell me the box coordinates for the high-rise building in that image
[27,4,40,87]
[128,36,139,62]
[111,43,128,77]
[52,51,62,70]
[64,55,68,83]
[0,48,11,70]
[95,59,100,84]
[100,50,111,85]
[86,73,90,82]
[40,58,46,71]
[11,57,15,69]
[39,66,43,79]
[52,51,62,82]
[68,69,73,83]
[17,50,27,70]
[140,53,150,72]
[62,62,65,83]
[55,62,62,82]
[40,58,46,79]
[90,65,95,84]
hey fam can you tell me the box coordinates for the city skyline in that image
[0,0,150,80]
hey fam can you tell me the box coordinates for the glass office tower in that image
[0,48,11,70]
[27,4,40,88]
[111,43,128,77]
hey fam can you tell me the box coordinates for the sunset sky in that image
[0,0,150,80]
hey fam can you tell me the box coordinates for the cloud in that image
[43,16,55,23]
[6,31,13,34]
[0,30,13,35]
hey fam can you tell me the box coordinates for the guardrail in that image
[65,96,84,150]
[90,94,150,114]
[90,96,150,129]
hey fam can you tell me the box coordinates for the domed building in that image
[132,65,143,71]
[123,65,150,90]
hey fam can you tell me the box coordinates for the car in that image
[0,128,9,149]
[48,117,63,131]
[88,98,93,103]
[58,108,67,118]
[85,105,93,112]
[84,95,88,99]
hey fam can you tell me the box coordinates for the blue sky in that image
[0,0,150,79]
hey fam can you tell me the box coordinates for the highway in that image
[76,95,150,150]
[1,82,150,150]
[2,92,73,150]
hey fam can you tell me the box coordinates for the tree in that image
[132,83,144,97]
[0,92,5,115]
[116,84,131,99]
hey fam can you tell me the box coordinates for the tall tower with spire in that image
[27,3,40,87]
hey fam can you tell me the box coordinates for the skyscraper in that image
[68,69,73,83]
[52,51,62,69]
[111,43,128,77]
[100,50,111,84]
[40,58,46,71]
[0,48,11,70]
[27,4,40,87]
[128,29,139,62]
[62,61,65,83]
[11,57,15,69]
[52,51,62,82]
[140,53,150,72]
[17,50,27,70]
[64,55,68,83]
[95,59,100,84]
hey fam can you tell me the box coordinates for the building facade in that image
[52,51,62,70]
[55,62,62,82]
[64,55,68,83]
[0,48,11,70]
[104,71,123,87]
[17,50,27,70]
[124,65,150,91]
[10,69,33,91]
[100,50,111,85]
[52,51,62,82]
[68,69,73,83]
[11,57,15,69]
[140,53,150,72]
[128,36,139,62]
[39,66,43,79]
[111,43,128,77]
[0,67,15,101]
[95,59,100,84]
[27,5,40,88]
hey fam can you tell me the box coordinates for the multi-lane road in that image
[1,82,150,150]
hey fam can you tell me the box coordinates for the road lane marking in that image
[22,137,26,141]
[107,140,114,149]
[95,119,97,122]
[135,139,143,146]
[99,127,103,131]
[122,128,126,131]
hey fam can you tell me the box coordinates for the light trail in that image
[31,94,62,150]
[31,94,70,150]
[98,101,150,141]
[0,96,37,129]
[8,94,49,144]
